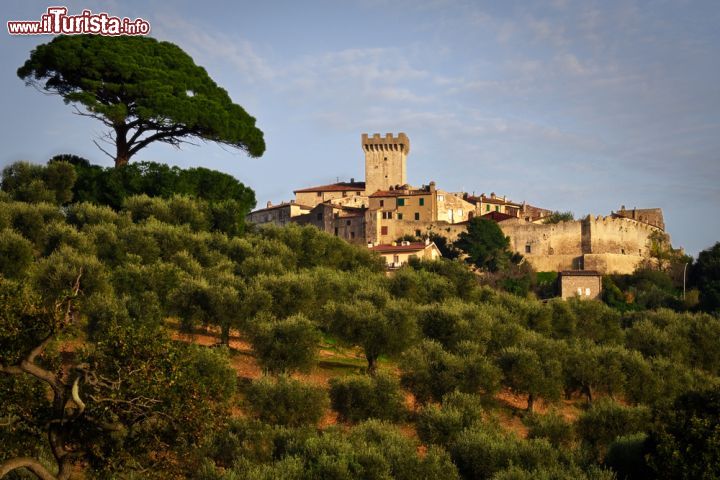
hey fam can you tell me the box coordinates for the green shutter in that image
[397,198,405,206]
[419,198,425,206]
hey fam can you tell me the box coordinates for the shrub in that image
[576,399,650,461]
[0,229,34,279]
[605,433,651,480]
[329,373,406,422]
[416,391,484,446]
[249,314,320,374]
[244,376,328,427]
[524,410,574,448]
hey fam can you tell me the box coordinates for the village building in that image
[369,240,442,269]
[245,201,313,227]
[246,131,668,275]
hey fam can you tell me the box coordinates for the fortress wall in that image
[583,253,645,274]
[524,254,581,272]
[500,219,584,257]
[588,216,660,256]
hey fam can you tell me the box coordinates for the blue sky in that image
[2,0,719,255]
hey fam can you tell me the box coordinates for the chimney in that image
[351,177,355,183]
[429,181,436,192]
[425,238,430,246]
[266,201,272,208]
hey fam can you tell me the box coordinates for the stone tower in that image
[362,132,410,195]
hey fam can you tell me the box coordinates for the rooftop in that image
[369,242,432,253]
[294,181,366,193]
[559,270,602,277]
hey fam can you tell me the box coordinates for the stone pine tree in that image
[18,35,265,167]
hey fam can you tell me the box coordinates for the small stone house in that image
[559,270,602,300]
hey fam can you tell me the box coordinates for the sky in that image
[1,0,719,256]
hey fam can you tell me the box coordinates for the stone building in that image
[246,201,313,226]
[559,270,603,300]
[369,240,442,269]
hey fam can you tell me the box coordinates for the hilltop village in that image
[247,132,667,275]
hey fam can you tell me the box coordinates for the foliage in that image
[329,373,406,423]
[244,376,328,427]
[575,399,651,461]
[1,160,76,204]
[249,314,321,374]
[498,344,563,411]
[19,36,264,166]
[400,340,501,404]
[416,391,484,446]
[605,433,651,480]
[524,410,574,448]
[455,217,521,272]
[690,242,720,314]
[646,386,720,480]
[542,211,575,224]
[324,298,418,373]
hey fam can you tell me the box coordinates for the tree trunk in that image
[0,457,59,480]
[584,385,593,404]
[527,393,535,412]
[220,323,230,346]
[114,125,130,167]
[366,355,377,376]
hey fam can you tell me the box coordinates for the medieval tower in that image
[362,132,410,195]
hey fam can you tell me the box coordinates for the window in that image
[525,244,532,253]
[486,204,490,212]
[495,205,499,212]
[382,212,392,220]
[342,191,347,197]
[317,192,322,197]
[577,288,583,296]
[397,198,405,206]
[419,198,425,206]
[585,288,591,296]
[381,226,388,235]
[438,195,444,201]
[334,227,338,236]
[346,220,351,225]
[397,213,403,220]
[415,230,421,237]
[316,213,322,221]
[350,232,355,239]
[414,213,420,221]
[380,200,384,207]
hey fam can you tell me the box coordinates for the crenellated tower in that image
[362,132,410,195]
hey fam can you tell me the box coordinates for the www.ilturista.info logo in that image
[7,6,150,36]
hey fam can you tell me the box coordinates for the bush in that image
[0,229,34,279]
[646,386,720,480]
[329,373,406,423]
[576,399,650,461]
[524,410,574,448]
[449,426,559,480]
[249,314,321,374]
[416,391,484,446]
[605,433,651,480]
[244,376,328,427]
[400,340,501,404]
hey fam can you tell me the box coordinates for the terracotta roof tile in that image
[294,182,366,193]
